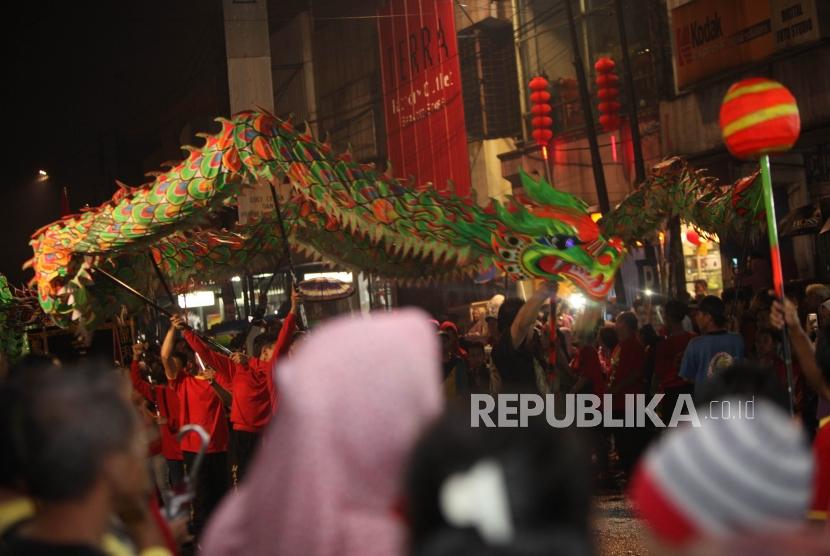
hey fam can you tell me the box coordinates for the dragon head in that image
[489,172,624,299]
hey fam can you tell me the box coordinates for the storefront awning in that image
[779,202,825,237]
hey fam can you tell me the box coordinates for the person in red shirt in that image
[162,319,231,539]
[130,342,185,491]
[597,325,618,381]
[439,321,467,358]
[179,289,299,482]
[569,337,606,398]
[571,324,611,478]
[651,300,695,421]
[609,311,647,477]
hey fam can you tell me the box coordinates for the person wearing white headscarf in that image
[201,309,443,556]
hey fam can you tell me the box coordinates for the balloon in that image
[719,78,800,160]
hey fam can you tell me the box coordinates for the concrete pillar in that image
[223,0,276,224]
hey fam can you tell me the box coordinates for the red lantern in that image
[719,77,800,160]
[529,76,553,147]
[594,57,620,132]
[686,229,701,246]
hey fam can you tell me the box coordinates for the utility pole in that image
[614,0,646,183]
[564,0,610,213]
[669,216,686,299]
[564,0,625,302]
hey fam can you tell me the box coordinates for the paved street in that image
[594,494,650,556]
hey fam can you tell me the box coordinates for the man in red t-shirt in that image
[570,343,606,398]
[161,319,231,538]
[571,334,611,476]
[130,343,184,490]
[180,289,299,481]
[609,311,647,476]
[651,300,695,421]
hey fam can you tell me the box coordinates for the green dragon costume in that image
[0,275,42,364]
[27,111,763,328]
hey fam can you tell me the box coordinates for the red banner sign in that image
[377,0,471,197]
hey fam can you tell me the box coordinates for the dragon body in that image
[27,111,763,328]
[0,274,48,364]
[601,157,763,244]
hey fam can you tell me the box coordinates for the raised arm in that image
[181,327,234,382]
[129,343,154,401]
[510,282,557,350]
[771,299,830,401]
[272,289,301,361]
[161,316,182,381]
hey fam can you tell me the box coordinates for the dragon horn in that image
[214,116,233,126]
[302,121,313,139]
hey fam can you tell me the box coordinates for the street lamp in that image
[34,169,70,215]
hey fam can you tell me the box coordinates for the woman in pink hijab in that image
[201,309,443,556]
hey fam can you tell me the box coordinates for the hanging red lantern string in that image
[529,76,553,155]
[594,57,621,161]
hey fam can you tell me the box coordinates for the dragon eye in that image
[538,235,579,250]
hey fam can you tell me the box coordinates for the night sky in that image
[5,2,230,285]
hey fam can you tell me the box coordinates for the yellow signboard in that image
[671,0,822,89]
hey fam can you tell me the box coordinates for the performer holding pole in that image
[719,77,801,415]
[161,314,230,537]
[179,287,301,482]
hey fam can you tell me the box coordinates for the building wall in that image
[311,0,384,162]
[548,120,663,208]
[454,0,514,30]
[469,138,516,205]
[270,12,315,125]
[269,1,382,162]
